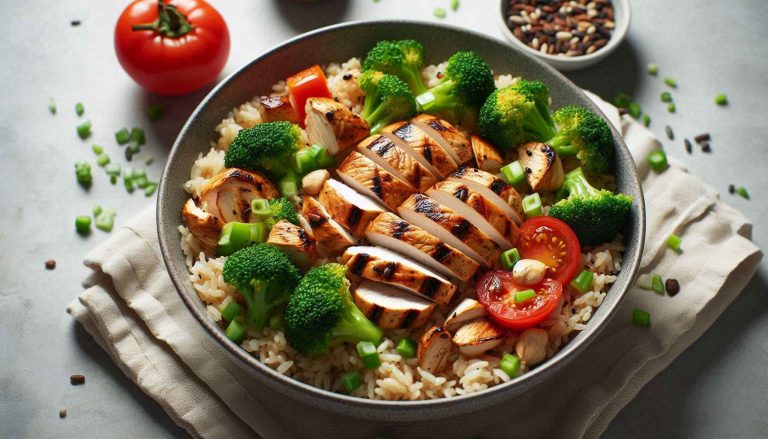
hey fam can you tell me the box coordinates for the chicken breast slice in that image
[447,167,525,226]
[426,180,520,249]
[452,318,506,357]
[357,134,438,193]
[305,97,370,155]
[266,220,317,270]
[365,212,479,282]
[317,178,384,236]
[258,95,299,124]
[398,194,502,268]
[517,142,564,192]
[380,121,458,179]
[418,325,452,373]
[181,198,222,256]
[336,151,415,210]
[342,246,458,306]
[354,281,436,330]
[412,114,473,165]
[200,168,280,223]
[443,298,488,332]
[470,135,504,174]
[300,196,357,256]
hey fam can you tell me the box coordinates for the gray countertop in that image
[1,0,766,437]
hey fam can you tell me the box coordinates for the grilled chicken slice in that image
[258,95,299,124]
[305,97,369,155]
[418,325,452,373]
[336,151,415,210]
[200,168,279,223]
[452,318,506,357]
[300,196,357,256]
[181,199,222,255]
[357,134,437,193]
[365,212,479,282]
[318,179,384,236]
[380,121,458,179]
[443,299,488,332]
[517,142,564,192]
[426,180,520,249]
[342,246,458,306]
[266,220,317,270]
[447,167,525,226]
[470,135,504,174]
[412,114,473,165]
[354,281,436,330]
[398,194,501,268]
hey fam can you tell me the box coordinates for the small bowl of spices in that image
[498,0,630,71]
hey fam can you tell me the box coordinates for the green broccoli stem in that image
[562,168,599,198]
[416,79,458,113]
[332,304,383,345]
[401,69,428,95]
[365,104,395,134]
[547,133,580,156]
[245,280,271,331]
[362,90,380,120]
[524,111,557,143]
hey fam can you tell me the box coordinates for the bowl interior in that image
[158,20,645,419]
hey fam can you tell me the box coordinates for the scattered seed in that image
[715,93,728,106]
[451,0,460,11]
[642,114,651,127]
[433,7,447,18]
[48,97,57,114]
[735,186,750,200]
[664,77,677,88]
[694,133,711,144]
[647,63,658,75]
[665,278,680,296]
[701,143,711,153]
[667,103,676,113]
[45,260,56,270]
[70,374,86,385]
[665,125,674,140]
[684,138,692,154]
[661,91,672,103]
[59,409,67,419]
[75,102,84,117]
[146,104,165,122]
[628,102,641,118]
[70,20,81,26]
[728,184,735,194]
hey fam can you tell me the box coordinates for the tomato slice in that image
[517,216,581,285]
[476,271,563,330]
[286,65,331,126]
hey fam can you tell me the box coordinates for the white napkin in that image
[68,96,762,439]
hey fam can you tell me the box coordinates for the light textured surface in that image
[0,0,766,438]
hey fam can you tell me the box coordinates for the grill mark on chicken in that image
[423,143,433,163]
[371,171,383,199]
[428,119,448,132]
[347,206,362,229]
[307,211,328,227]
[373,262,398,279]
[489,179,507,195]
[431,243,451,262]
[369,305,383,323]
[230,169,255,183]
[367,136,395,157]
[392,220,410,239]
[412,194,444,223]
[392,122,411,139]
[401,310,419,328]
[541,143,556,165]
[420,277,440,298]
[453,186,468,202]
[452,219,471,238]
[349,253,370,275]
[297,228,313,251]
[452,166,468,178]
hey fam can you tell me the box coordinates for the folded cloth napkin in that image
[68,95,762,439]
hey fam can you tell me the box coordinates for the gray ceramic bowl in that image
[158,20,645,431]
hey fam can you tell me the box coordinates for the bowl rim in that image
[157,19,645,413]
[496,0,631,65]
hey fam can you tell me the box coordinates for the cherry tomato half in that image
[476,271,563,330]
[517,216,581,285]
[287,65,331,126]
[115,0,230,95]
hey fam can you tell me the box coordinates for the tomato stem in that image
[132,0,194,38]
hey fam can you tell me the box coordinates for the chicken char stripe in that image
[412,194,472,239]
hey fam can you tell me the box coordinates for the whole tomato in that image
[115,0,230,95]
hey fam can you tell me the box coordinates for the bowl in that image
[497,0,631,71]
[157,20,645,433]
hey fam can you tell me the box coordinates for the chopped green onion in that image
[76,120,92,139]
[356,341,381,369]
[144,156,154,166]
[144,183,158,197]
[632,309,651,327]
[642,115,651,127]
[514,289,536,303]
[93,205,103,217]
[612,92,631,108]
[735,186,750,200]
[115,128,130,145]
[127,141,141,154]
[130,127,146,145]
[124,168,135,180]
[522,193,542,217]
[216,222,267,256]
[147,104,165,122]
[341,371,362,393]
[395,338,417,358]
[628,102,641,118]
[279,175,299,198]
[451,0,460,11]
[651,273,665,295]
[660,92,672,103]
[294,149,317,175]
[664,77,677,88]
[310,144,335,168]
[715,93,728,106]
[105,163,121,176]
[75,216,92,235]
[124,177,135,193]
[95,208,116,232]
[570,270,594,293]
[220,301,243,322]
[125,147,134,162]
[499,353,521,378]
[269,312,284,331]
[636,273,653,290]
[48,97,57,114]
[251,198,271,220]
[646,63,658,75]
[133,168,146,178]
[665,125,674,140]
[433,7,447,18]
[647,150,668,173]
[667,103,676,113]
[110,175,117,185]
[134,175,149,189]
[225,320,246,344]
[666,234,682,252]
[91,144,103,154]
[500,248,521,271]
[75,102,84,116]
[75,161,92,187]
[96,154,110,167]
[500,161,526,185]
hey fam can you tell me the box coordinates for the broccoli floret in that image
[547,106,615,174]
[359,71,417,134]
[548,168,632,246]
[478,81,557,149]
[266,197,299,228]
[224,121,300,178]
[415,51,496,125]
[284,264,383,354]
[362,39,427,94]
[222,243,301,331]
